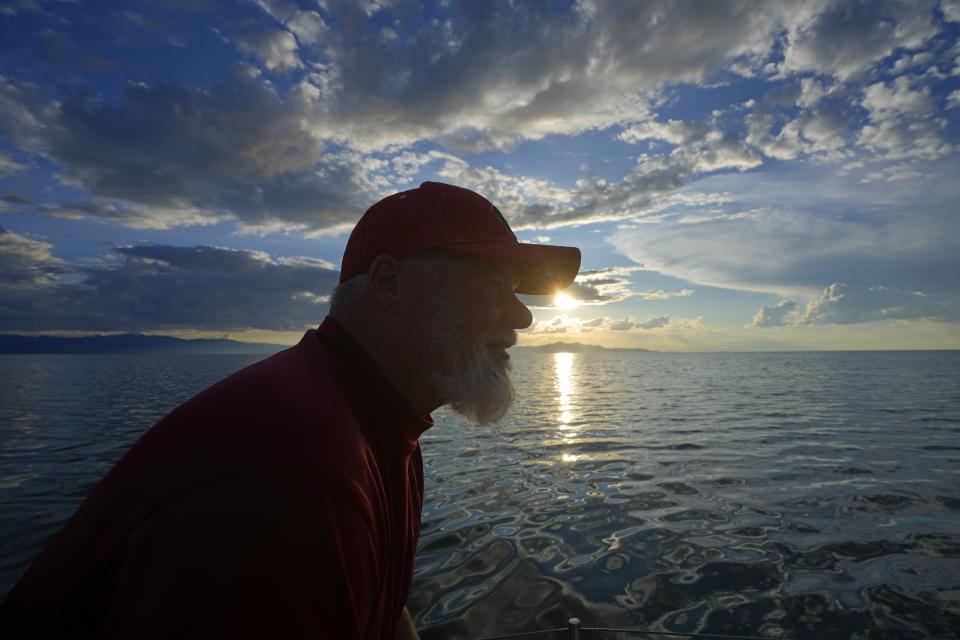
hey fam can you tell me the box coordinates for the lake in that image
[1,350,958,638]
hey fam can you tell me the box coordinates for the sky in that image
[1,0,958,351]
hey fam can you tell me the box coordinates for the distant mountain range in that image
[0,334,288,355]
[0,335,652,355]
[517,341,652,352]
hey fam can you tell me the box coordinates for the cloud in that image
[609,159,960,299]
[749,299,798,327]
[636,315,671,329]
[290,0,796,152]
[892,51,933,73]
[863,76,933,118]
[228,24,303,70]
[2,68,377,231]
[0,225,65,285]
[797,77,831,108]
[859,163,925,183]
[800,282,957,324]
[745,98,856,161]
[618,119,709,146]
[0,0,41,17]
[521,265,644,307]
[638,288,695,300]
[0,152,25,175]
[433,132,763,231]
[525,314,677,334]
[947,89,960,109]
[749,283,959,328]
[941,0,960,22]
[619,117,763,173]
[857,75,952,160]
[286,10,328,45]
[0,242,339,332]
[0,75,57,151]
[526,315,578,334]
[35,200,217,229]
[1,1,956,237]
[779,0,938,80]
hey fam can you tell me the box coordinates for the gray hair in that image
[330,253,450,316]
[328,273,368,317]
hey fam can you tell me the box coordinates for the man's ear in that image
[368,254,403,312]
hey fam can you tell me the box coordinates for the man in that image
[1,182,580,638]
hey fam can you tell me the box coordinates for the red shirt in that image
[1,317,432,639]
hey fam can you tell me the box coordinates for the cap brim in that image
[444,242,581,295]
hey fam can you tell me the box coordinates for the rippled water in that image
[2,350,959,639]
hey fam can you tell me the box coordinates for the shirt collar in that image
[315,316,434,444]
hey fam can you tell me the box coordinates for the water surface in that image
[1,350,958,639]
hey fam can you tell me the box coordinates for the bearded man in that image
[1,182,580,639]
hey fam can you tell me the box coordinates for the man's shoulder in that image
[193,331,348,417]
[121,332,374,484]
[66,332,382,549]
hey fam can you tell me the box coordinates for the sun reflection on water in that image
[553,352,581,462]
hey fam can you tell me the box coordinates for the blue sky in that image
[1,0,958,350]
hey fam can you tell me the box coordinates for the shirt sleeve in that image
[98,472,382,639]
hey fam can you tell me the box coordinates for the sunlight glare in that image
[553,292,579,309]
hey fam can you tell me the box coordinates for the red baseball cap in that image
[339,181,581,295]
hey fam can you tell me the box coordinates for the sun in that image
[553,292,579,309]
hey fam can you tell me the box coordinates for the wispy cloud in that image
[610,159,959,304]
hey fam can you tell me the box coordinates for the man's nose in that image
[504,294,533,329]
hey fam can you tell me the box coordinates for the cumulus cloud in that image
[780,0,938,80]
[290,0,794,152]
[892,51,933,73]
[2,67,377,231]
[749,282,959,328]
[618,119,709,146]
[749,299,799,327]
[229,25,302,70]
[620,117,762,174]
[800,282,957,324]
[947,89,960,109]
[745,98,855,161]
[525,314,676,335]
[941,0,960,22]
[863,76,934,116]
[1,0,956,238]
[858,75,952,160]
[0,241,339,332]
[286,10,328,45]
[636,316,671,329]
[797,77,831,108]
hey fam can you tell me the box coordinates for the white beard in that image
[421,307,516,425]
